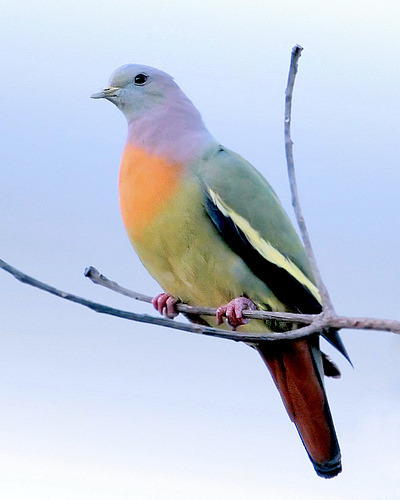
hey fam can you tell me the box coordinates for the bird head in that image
[91,64,182,123]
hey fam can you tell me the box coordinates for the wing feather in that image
[196,146,351,362]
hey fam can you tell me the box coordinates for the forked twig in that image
[0,258,323,342]
[84,266,316,324]
[2,258,399,338]
[84,266,400,334]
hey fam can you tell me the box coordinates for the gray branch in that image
[1,259,399,339]
[84,266,316,325]
[284,45,335,314]
[83,266,400,334]
[0,258,325,342]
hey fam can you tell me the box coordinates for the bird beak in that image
[90,86,120,99]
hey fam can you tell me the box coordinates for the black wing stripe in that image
[204,189,322,314]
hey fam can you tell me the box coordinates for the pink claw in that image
[216,297,257,330]
[152,292,179,319]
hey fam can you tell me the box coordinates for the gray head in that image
[91,64,189,123]
[92,64,214,161]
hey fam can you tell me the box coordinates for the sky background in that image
[1,0,399,498]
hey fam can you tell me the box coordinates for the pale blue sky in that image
[1,0,399,498]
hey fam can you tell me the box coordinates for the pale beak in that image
[90,86,120,99]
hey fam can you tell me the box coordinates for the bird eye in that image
[134,73,148,85]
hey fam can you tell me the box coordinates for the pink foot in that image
[216,297,257,330]
[152,292,179,319]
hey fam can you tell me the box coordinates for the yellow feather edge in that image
[207,187,322,304]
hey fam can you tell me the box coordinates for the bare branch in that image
[284,45,335,314]
[328,315,400,334]
[84,266,316,325]
[1,258,399,340]
[83,267,400,334]
[0,258,323,342]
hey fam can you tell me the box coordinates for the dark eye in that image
[134,73,148,85]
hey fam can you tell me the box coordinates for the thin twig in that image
[1,258,399,335]
[0,258,324,342]
[83,267,400,334]
[284,45,335,314]
[84,266,316,325]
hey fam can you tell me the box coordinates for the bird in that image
[91,64,350,478]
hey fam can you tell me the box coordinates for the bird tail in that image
[257,338,342,478]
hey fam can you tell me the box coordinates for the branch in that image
[284,45,335,314]
[83,266,400,334]
[0,258,323,342]
[1,259,399,337]
[84,266,316,325]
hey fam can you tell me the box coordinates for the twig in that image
[84,266,316,325]
[1,258,399,335]
[83,266,400,334]
[0,258,324,342]
[284,45,335,314]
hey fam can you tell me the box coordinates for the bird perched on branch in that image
[92,64,350,478]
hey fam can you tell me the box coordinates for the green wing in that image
[195,145,321,313]
[193,144,351,363]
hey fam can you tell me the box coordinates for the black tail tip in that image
[314,457,342,479]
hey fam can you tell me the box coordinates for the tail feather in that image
[323,328,353,367]
[257,338,342,478]
[321,352,341,379]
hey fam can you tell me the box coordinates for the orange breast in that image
[118,145,184,239]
